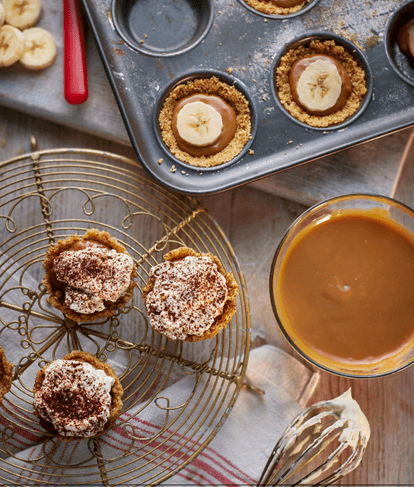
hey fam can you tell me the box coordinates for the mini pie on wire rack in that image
[142,247,239,342]
[42,229,137,323]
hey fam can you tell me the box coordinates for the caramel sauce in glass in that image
[274,208,414,368]
[171,94,237,157]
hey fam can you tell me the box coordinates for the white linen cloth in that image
[0,257,319,486]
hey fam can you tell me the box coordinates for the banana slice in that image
[2,0,41,30]
[20,27,57,70]
[0,24,24,67]
[176,101,223,147]
[296,59,342,113]
[0,4,6,27]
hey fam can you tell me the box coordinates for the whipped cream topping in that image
[145,255,228,340]
[54,247,133,314]
[284,389,370,484]
[34,359,115,438]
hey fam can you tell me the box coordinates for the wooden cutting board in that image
[0,0,413,206]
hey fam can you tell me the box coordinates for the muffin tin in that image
[80,0,414,195]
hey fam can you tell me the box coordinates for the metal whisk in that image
[257,389,370,486]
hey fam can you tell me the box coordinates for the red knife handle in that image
[64,0,88,105]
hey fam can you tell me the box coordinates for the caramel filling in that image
[398,18,414,64]
[289,54,352,116]
[171,94,237,157]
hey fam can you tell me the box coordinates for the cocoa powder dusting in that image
[145,256,228,340]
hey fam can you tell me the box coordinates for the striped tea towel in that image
[0,344,318,486]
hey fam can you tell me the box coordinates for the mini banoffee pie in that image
[159,77,251,168]
[142,247,239,341]
[276,39,367,128]
[0,346,13,406]
[33,351,123,441]
[42,229,137,323]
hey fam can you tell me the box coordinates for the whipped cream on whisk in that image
[329,389,371,448]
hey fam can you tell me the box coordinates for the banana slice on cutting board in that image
[2,0,42,30]
[0,24,24,66]
[0,4,6,27]
[20,27,56,70]
[176,101,223,147]
[296,59,342,113]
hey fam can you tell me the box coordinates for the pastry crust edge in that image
[158,76,251,168]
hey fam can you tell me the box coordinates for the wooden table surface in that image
[1,105,414,485]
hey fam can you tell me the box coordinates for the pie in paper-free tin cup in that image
[270,194,414,378]
[271,32,373,131]
[155,70,258,171]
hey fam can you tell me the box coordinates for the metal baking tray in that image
[80,0,414,195]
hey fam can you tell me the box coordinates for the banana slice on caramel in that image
[171,94,237,157]
[176,101,223,147]
[290,55,352,116]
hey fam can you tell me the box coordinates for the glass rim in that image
[269,193,414,379]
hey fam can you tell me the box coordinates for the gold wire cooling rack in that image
[0,140,251,486]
